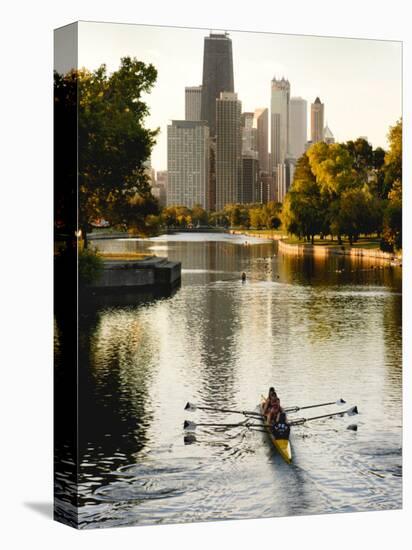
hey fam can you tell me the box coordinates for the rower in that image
[241,272,247,282]
[272,411,290,440]
[263,387,276,415]
[267,391,282,426]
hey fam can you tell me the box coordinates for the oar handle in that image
[195,405,262,417]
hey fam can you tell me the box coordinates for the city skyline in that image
[74,22,402,171]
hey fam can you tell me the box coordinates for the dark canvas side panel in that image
[53,22,79,529]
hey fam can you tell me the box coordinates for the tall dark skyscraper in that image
[201,32,234,137]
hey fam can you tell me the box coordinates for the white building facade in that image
[185,86,202,121]
[215,92,242,210]
[167,120,210,209]
[289,97,307,160]
[270,77,290,169]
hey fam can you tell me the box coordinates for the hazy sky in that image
[75,21,402,172]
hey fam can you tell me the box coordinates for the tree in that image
[249,207,264,229]
[55,57,159,247]
[382,181,402,250]
[383,119,402,196]
[307,142,360,197]
[332,187,377,245]
[381,120,402,250]
[261,201,282,229]
[224,204,242,227]
[281,154,326,243]
[346,138,373,176]
[161,206,177,228]
[191,205,209,226]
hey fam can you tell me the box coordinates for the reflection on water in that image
[55,233,402,528]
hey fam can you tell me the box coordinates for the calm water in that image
[55,233,402,528]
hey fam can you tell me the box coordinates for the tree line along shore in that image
[54,58,402,285]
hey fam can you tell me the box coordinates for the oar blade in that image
[184,402,197,412]
[337,398,346,405]
[183,420,197,431]
[347,424,358,431]
[347,406,358,416]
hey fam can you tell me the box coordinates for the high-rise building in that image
[241,153,258,204]
[185,86,202,121]
[254,108,269,173]
[215,92,242,210]
[276,158,296,203]
[323,124,335,144]
[143,157,156,185]
[152,171,168,208]
[241,112,256,154]
[311,97,324,143]
[289,97,307,159]
[156,170,168,188]
[201,33,234,137]
[167,120,210,209]
[270,77,290,169]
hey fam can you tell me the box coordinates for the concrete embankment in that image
[229,230,286,240]
[229,229,401,265]
[277,239,401,264]
[89,256,181,291]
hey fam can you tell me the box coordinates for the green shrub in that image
[78,248,103,285]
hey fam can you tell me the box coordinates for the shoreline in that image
[229,229,402,266]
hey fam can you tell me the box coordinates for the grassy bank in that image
[282,236,382,249]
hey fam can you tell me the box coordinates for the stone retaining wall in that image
[278,239,399,263]
[89,256,181,290]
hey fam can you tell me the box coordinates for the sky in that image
[69,21,402,172]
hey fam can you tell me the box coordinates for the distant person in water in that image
[241,272,247,282]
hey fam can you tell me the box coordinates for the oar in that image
[184,402,263,418]
[289,406,358,426]
[284,398,346,413]
[183,420,263,431]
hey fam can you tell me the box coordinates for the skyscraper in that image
[241,154,259,204]
[167,120,210,209]
[289,97,307,159]
[254,108,269,173]
[311,97,324,143]
[241,112,256,154]
[185,86,202,121]
[201,33,234,137]
[323,124,335,144]
[215,92,242,210]
[270,77,290,169]
[276,158,296,203]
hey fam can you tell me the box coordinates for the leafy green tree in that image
[261,201,282,229]
[381,120,402,250]
[55,57,159,247]
[346,138,373,175]
[383,119,402,196]
[281,154,326,243]
[307,142,360,197]
[382,181,402,250]
[161,206,177,228]
[331,187,376,245]
[78,248,103,285]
